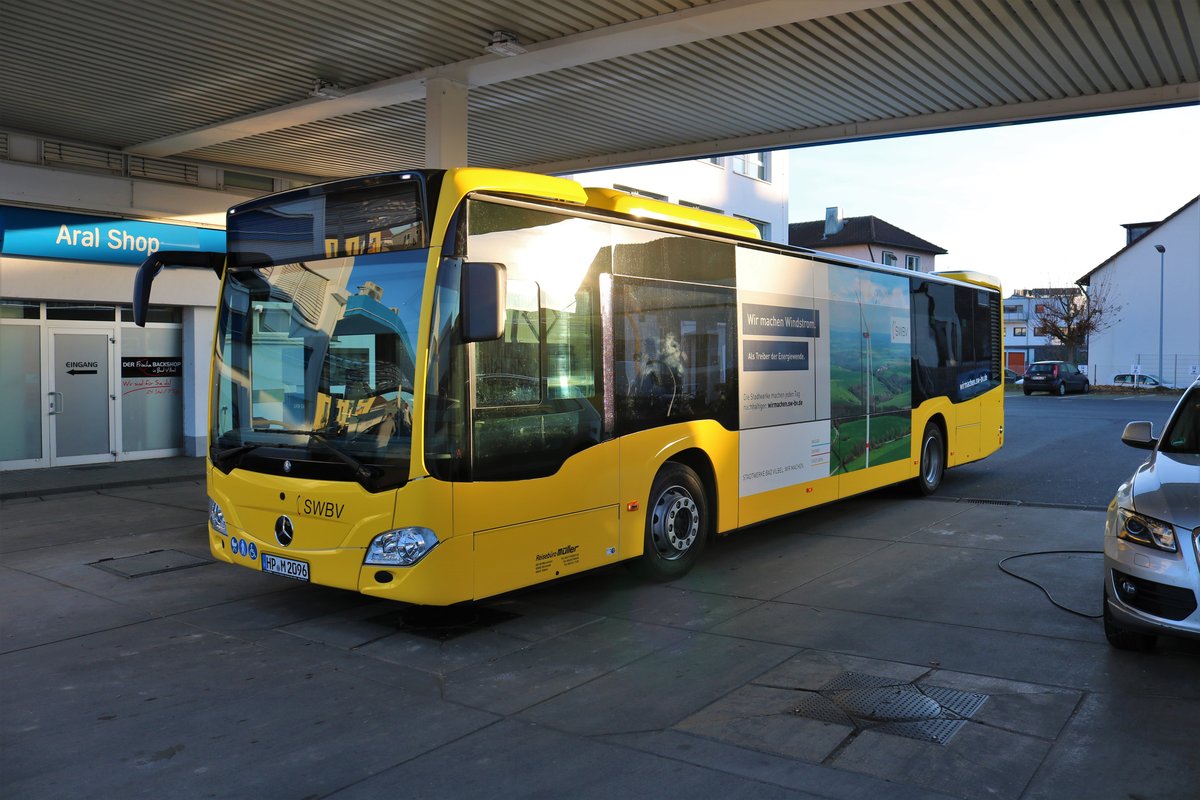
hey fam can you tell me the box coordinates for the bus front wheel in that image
[632,462,709,581]
[914,423,945,496]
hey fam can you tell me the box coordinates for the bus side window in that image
[471,280,602,481]
[614,278,737,435]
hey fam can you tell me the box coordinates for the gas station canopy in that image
[3,0,1196,179]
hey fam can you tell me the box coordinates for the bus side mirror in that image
[132,251,226,327]
[133,256,165,327]
[461,262,507,343]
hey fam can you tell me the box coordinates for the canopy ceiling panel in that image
[1,0,1194,179]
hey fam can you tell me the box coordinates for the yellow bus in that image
[134,167,1003,605]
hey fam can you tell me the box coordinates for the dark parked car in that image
[1103,377,1200,650]
[1022,360,1089,396]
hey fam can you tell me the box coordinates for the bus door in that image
[452,273,620,599]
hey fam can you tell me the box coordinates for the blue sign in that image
[0,205,225,265]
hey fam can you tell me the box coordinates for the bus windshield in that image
[210,250,426,487]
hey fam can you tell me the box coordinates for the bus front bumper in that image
[208,526,475,606]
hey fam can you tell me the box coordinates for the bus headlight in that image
[208,498,228,536]
[365,527,439,566]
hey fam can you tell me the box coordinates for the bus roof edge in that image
[445,167,589,206]
[583,187,761,240]
[932,270,1002,292]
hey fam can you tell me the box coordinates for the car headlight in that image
[1116,508,1176,552]
[364,527,439,566]
[208,498,228,536]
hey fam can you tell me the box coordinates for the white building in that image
[566,152,789,244]
[788,209,946,273]
[0,135,299,470]
[1078,196,1200,387]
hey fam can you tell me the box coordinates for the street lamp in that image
[1155,244,1165,385]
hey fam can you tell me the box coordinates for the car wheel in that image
[1103,593,1156,652]
[630,462,709,581]
[913,422,945,496]
[1023,387,1032,396]
[1056,381,1066,396]
[1082,380,1090,394]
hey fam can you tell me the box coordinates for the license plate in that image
[260,552,310,582]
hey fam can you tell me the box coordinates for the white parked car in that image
[1103,378,1200,650]
[1112,373,1173,389]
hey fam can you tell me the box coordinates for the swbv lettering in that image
[302,498,345,519]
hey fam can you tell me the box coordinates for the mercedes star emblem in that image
[274,515,294,547]
[283,459,292,473]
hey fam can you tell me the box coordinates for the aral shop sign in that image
[0,205,224,265]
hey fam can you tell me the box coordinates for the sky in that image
[787,104,1199,293]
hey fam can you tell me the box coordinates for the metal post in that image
[1155,245,1165,385]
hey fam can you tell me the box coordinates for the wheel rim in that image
[649,484,699,561]
[922,434,941,486]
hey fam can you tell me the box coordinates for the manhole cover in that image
[367,605,519,641]
[792,671,988,746]
[834,687,943,722]
[875,718,969,744]
[91,549,212,578]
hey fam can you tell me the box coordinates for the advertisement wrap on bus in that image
[133,167,1003,606]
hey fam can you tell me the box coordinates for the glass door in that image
[48,327,116,466]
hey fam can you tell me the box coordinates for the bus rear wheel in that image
[914,423,945,496]
[632,462,709,581]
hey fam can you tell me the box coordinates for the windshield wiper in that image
[307,432,375,482]
[212,442,261,471]
[246,428,376,483]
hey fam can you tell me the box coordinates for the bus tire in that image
[914,423,945,496]
[632,462,709,581]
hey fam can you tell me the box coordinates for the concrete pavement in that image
[2,462,1197,799]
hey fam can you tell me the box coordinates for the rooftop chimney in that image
[824,206,844,238]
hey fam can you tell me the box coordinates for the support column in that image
[182,305,215,457]
[424,77,468,169]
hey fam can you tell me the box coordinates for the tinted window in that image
[615,277,737,434]
[912,280,999,403]
[613,226,736,286]
[1160,388,1199,454]
[229,176,426,267]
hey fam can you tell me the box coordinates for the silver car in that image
[1103,378,1200,650]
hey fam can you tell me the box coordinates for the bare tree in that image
[1034,280,1122,363]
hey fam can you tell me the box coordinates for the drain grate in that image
[367,605,520,642]
[91,549,212,578]
[792,671,988,746]
[957,497,1022,506]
